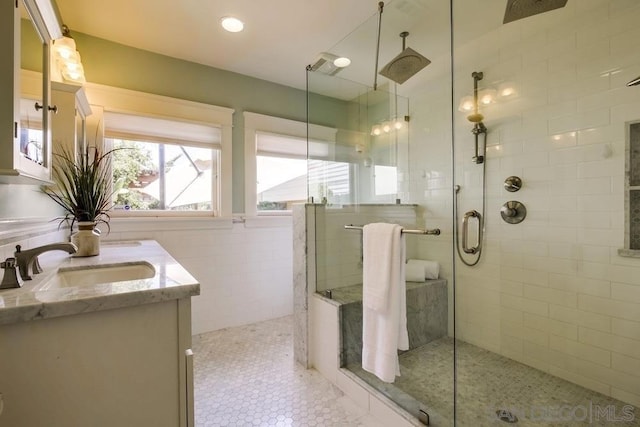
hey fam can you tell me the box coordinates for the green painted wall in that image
[16,20,349,214]
[72,32,349,213]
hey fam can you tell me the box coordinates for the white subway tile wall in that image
[312,204,418,293]
[400,0,640,408]
[105,218,293,335]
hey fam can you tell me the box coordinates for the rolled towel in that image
[405,262,426,282]
[406,259,440,280]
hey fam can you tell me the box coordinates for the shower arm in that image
[373,1,384,91]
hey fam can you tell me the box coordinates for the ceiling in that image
[53,0,518,96]
[54,0,382,91]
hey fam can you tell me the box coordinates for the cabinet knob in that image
[34,103,58,114]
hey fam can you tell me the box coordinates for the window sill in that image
[257,210,292,216]
[108,216,233,233]
[618,248,640,258]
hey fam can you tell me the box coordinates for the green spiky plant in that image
[42,145,119,232]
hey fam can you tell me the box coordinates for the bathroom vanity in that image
[0,240,199,427]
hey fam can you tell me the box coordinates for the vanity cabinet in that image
[0,0,59,184]
[0,298,195,427]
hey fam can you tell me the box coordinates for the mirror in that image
[19,0,51,172]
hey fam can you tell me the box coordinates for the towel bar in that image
[344,224,440,235]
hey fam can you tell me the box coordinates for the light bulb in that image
[478,89,497,105]
[61,63,85,83]
[371,125,381,136]
[54,37,76,60]
[393,119,404,130]
[458,96,474,112]
[333,57,351,68]
[221,16,244,32]
[382,121,392,133]
[498,82,517,98]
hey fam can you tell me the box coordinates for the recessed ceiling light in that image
[221,16,244,33]
[333,57,351,68]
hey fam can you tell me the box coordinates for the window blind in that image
[104,111,222,148]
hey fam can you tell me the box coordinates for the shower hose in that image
[454,130,487,267]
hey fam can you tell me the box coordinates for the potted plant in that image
[42,145,117,256]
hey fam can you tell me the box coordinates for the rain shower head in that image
[379,31,431,85]
[503,0,568,24]
[627,76,640,87]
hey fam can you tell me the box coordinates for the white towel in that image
[406,259,440,280]
[362,223,409,383]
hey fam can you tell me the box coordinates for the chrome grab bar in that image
[462,210,482,254]
[344,224,440,235]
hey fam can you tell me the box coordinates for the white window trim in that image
[243,112,336,217]
[84,83,234,217]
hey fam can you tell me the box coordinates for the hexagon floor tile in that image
[193,316,386,427]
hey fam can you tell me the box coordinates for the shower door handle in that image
[462,210,482,254]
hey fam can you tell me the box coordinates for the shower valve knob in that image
[501,201,526,224]
[502,207,516,217]
[504,176,522,192]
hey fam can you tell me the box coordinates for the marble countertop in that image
[0,240,200,326]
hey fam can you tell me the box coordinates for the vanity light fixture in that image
[370,117,406,136]
[221,16,244,33]
[458,81,518,114]
[52,25,86,84]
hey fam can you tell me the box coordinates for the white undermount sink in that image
[45,261,156,288]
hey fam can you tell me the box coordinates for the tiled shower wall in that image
[312,204,418,293]
[399,0,640,407]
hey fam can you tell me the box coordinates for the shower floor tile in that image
[193,316,384,427]
[347,337,640,426]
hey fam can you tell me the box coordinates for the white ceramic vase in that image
[71,221,100,257]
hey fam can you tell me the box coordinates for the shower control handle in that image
[462,210,482,254]
[501,201,527,224]
[504,176,522,192]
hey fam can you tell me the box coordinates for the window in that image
[307,159,351,204]
[256,155,307,211]
[104,111,222,214]
[245,112,364,215]
[374,165,398,196]
[110,139,218,211]
[83,83,233,216]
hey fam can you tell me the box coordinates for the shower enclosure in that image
[302,0,640,425]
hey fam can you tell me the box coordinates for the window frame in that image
[84,83,233,217]
[108,136,220,214]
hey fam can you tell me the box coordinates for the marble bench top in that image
[324,279,447,305]
[0,240,200,326]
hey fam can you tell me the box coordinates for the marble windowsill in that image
[618,248,640,258]
[0,240,200,326]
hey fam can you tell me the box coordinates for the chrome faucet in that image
[14,242,78,281]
